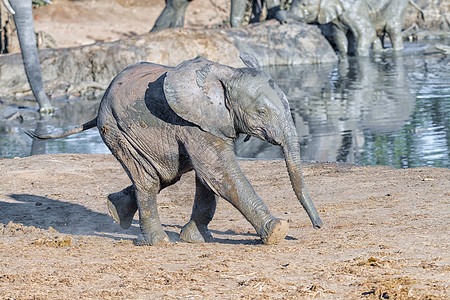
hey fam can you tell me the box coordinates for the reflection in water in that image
[0,43,449,168]
[30,116,49,156]
[0,98,108,158]
[236,45,450,168]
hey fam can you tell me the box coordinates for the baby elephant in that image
[29,54,322,245]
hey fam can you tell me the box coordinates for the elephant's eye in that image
[258,109,268,116]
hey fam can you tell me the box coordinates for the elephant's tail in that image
[26,118,98,140]
[409,0,425,21]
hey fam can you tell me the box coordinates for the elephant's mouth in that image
[246,128,277,145]
[261,128,279,146]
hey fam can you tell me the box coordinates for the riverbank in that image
[1,154,448,298]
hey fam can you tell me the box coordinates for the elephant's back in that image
[102,62,172,110]
[97,62,172,127]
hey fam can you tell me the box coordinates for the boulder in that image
[0,20,336,100]
[404,0,450,31]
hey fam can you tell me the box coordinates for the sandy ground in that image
[0,154,449,298]
[0,0,449,299]
[33,0,230,49]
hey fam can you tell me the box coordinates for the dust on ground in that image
[0,153,449,298]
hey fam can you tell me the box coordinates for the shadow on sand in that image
[1,194,295,245]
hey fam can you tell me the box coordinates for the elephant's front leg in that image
[186,137,288,245]
[9,0,54,113]
[230,0,247,27]
[266,0,287,24]
[332,26,349,55]
[386,26,404,51]
[134,183,170,246]
[180,175,218,243]
[343,14,376,56]
[354,24,376,56]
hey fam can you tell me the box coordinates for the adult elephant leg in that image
[8,0,53,113]
[352,21,376,56]
[332,26,349,55]
[230,0,247,27]
[185,134,288,245]
[150,0,192,32]
[372,34,385,52]
[386,26,404,51]
[180,175,218,243]
[266,0,287,24]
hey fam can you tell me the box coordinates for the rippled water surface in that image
[1,42,449,168]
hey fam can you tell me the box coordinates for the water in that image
[237,42,450,168]
[1,41,449,168]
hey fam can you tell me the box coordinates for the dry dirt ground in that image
[0,0,449,299]
[32,0,230,49]
[0,154,449,299]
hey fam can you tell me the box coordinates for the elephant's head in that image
[289,0,344,24]
[163,54,323,229]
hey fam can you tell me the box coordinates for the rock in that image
[404,0,450,31]
[0,20,336,100]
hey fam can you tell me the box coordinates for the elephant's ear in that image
[164,56,236,139]
[318,0,344,24]
[240,53,261,69]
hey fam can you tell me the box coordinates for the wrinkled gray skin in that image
[151,0,287,32]
[2,0,54,113]
[28,54,322,246]
[150,0,192,32]
[288,0,412,56]
[230,0,287,27]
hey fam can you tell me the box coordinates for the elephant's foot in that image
[180,220,213,243]
[134,230,170,246]
[38,104,55,115]
[259,218,289,245]
[107,186,138,229]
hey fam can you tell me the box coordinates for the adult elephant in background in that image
[287,0,420,56]
[150,0,192,32]
[230,0,287,27]
[28,54,323,246]
[1,0,54,113]
[151,0,287,32]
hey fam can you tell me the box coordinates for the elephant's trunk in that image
[281,127,323,229]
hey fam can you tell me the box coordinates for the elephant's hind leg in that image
[106,136,169,246]
[180,175,218,243]
[107,185,138,229]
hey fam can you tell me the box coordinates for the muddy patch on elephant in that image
[0,154,448,298]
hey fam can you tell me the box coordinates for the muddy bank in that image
[0,20,336,101]
[0,154,448,298]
